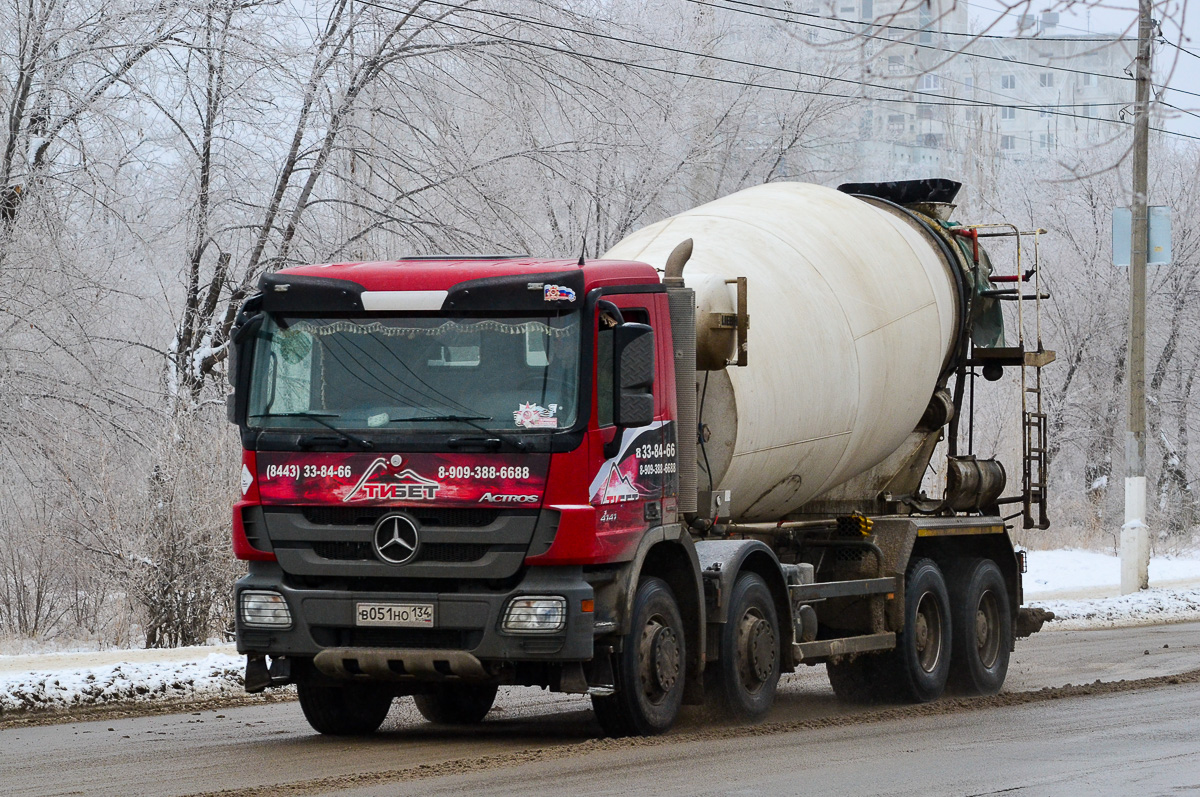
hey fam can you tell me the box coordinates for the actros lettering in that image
[479,492,538,504]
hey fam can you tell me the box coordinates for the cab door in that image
[587,294,675,558]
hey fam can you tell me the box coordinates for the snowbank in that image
[0,652,245,715]
[1034,588,1200,630]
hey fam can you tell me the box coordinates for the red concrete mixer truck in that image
[226,179,1055,736]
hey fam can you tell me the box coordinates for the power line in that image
[713,0,1133,42]
[422,0,1200,118]
[1149,39,1200,100]
[905,106,1114,154]
[963,1,1122,39]
[1155,82,1200,101]
[686,0,1136,82]
[1158,100,1200,123]
[414,0,1123,113]
[1147,123,1200,142]
[709,0,1200,130]
[1161,37,1200,61]
[357,0,1200,143]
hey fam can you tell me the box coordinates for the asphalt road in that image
[2,622,1198,797]
[343,683,1200,797]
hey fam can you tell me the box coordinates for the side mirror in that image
[227,313,264,425]
[614,323,654,428]
[228,296,264,388]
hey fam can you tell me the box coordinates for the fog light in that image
[240,590,292,628]
[502,596,566,634]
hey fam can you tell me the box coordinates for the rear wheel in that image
[297,682,392,736]
[887,557,952,703]
[414,684,498,724]
[592,577,686,737]
[707,572,780,722]
[948,558,1012,696]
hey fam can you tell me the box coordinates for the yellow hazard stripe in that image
[916,525,1004,537]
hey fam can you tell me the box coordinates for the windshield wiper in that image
[251,411,374,450]
[393,414,528,451]
[256,411,340,417]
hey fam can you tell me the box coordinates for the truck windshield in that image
[247,313,580,432]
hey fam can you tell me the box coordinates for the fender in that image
[693,538,796,670]
[693,538,778,620]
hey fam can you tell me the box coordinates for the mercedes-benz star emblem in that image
[372,513,420,565]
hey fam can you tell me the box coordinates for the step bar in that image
[793,632,896,663]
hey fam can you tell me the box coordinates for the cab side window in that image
[597,307,649,427]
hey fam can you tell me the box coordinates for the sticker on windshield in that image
[277,330,313,364]
[543,284,576,302]
[514,402,558,429]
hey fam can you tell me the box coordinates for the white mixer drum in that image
[603,182,960,521]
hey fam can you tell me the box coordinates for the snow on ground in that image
[1024,549,1200,599]
[0,648,245,714]
[1035,588,1200,630]
[0,549,1197,716]
[1023,548,1200,630]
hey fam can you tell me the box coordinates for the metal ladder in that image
[1022,362,1049,530]
[1017,230,1050,530]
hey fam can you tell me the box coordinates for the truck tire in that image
[889,557,952,703]
[297,682,392,735]
[707,572,780,722]
[414,684,499,724]
[826,655,887,704]
[947,558,1012,696]
[591,576,686,737]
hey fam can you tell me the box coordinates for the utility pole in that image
[1122,0,1153,594]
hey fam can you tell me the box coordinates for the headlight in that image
[502,595,566,634]
[240,590,292,628]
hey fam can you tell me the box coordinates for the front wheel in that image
[414,684,498,724]
[592,576,686,737]
[707,572,780,722]
[948,558,1012,696]
[297,682,393,736]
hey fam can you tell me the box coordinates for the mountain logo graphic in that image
[595,463,641,504]
[344,457,440,502]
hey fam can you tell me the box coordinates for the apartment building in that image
[813,1,1135,175]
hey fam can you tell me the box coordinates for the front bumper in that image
[234,562,595,665]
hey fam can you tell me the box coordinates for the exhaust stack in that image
[664,239,698,516]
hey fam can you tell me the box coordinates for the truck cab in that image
[228,257,694,734]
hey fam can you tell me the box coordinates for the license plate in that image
[355,602,435,627]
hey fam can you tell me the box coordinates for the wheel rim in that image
[913,590,944,673]
[639,614,681,705]
[974,588,1001,669]
[735,607,777,694]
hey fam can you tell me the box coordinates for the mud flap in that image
[245,653,292,693]
[245,654,270,693]
[1015,607,1055,638]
